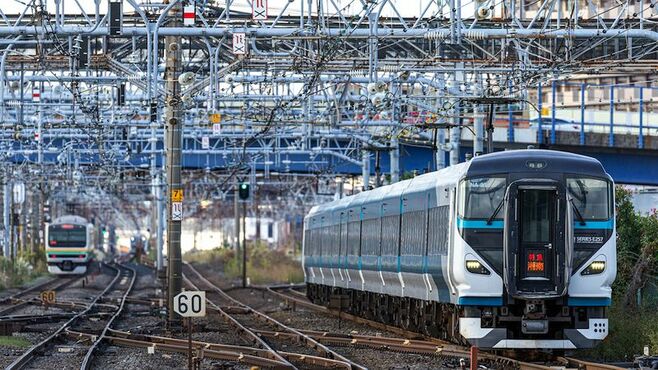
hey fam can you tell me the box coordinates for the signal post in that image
[238,182,250,288]
[165,1,184,328]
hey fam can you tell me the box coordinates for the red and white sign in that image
[212,123,221,136]
[34,132,40,142]
[232,33,246,55]
[252,0,268,20]
[32,88,40,102]
[183,3,195,26]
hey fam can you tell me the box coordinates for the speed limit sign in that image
[173,291,206,317]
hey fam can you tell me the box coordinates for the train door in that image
[505,181,566,297]
[517,187,557,293]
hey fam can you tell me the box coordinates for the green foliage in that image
[613,187,658,303]
[184,244,304,285]
[0,336,32,348]
[0,256,44,291]
[582,304,658,361]
[584,186,658,360]
[613,187,644,297]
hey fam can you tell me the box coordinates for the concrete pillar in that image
[449,125,461,166]
[390,137,400,183]
[474,106,485,156]
[362,151,370,191]
[450,63,464,166]
[436,129,446,170]
[2,182,8,258]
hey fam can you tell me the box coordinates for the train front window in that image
[567,178,612,221]
[48,225,87,247]
[458,177,506,219]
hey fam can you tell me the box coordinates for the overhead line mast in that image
[165,0,184,328]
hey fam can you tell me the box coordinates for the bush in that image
[582,303,658,361]
[0,256,44,291]
[184,244,304,285]
[582,186,658,361]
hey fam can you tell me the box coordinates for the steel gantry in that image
[0,0,657,312]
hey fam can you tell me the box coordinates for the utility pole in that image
[238,182,250,288]
[242,201,247,287]
[234,186,240,252]
[165,1,183,329]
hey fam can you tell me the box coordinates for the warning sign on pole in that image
[209,113,221,124]
[32,88,41,102]
[212,123,221,136]
[232,33,246,55]
[183,3,195,26]
[171,189,183,202]
[252,0,268,20]
[172,202,183,221]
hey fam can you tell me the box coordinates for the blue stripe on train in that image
[573,219,614,230]
[457,217,613,230]
[458,297,503,306]
[456,218,504,229]
[567,297,611,306]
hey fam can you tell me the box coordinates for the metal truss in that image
[0,0,657,257]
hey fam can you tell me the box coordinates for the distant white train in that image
[303,149,616,350]
[45,215,95,274]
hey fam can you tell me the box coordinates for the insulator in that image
[424,30,449,40]
[379,65,400,73]
[463,31,487,40]
[348,69,368,77]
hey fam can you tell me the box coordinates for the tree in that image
[615,187,658,309]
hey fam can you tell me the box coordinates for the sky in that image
[0,0,452,20]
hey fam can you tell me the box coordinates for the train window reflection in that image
[48,226,87,247]
[567,178,611,220]
[458,177,506,219]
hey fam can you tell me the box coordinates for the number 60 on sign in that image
[173,291,206,317]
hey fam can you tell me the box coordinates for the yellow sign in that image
[40,290,56,304]
[171,189,183,202]
[209,113,221,124]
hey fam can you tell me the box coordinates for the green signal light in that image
[238,183,250,200]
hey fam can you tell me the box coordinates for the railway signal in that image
[238,182,250,200]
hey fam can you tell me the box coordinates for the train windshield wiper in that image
[569,198,587,226]
[486,199,505,225]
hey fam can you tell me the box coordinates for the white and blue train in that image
[303,149,616,349]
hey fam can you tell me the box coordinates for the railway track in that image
[264,285,625,370]
[0,273,89,317]
[5,263,136,370]
[183,262,365,369]
[11,261,621,369]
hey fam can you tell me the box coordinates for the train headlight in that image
[466,260,490,275]
[581,261,605,275]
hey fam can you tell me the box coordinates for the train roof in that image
[306,149,611,224]
[466,149,609,179]
[306,161,469,223]
[50,215,89,225]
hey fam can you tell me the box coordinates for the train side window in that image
[381,214,399,256]
[566,177,612,220]
[428,206,450,255]
[458,177,506,220]
[347,219,361,256]
[361,218,380,256]
[401,209,427,256]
